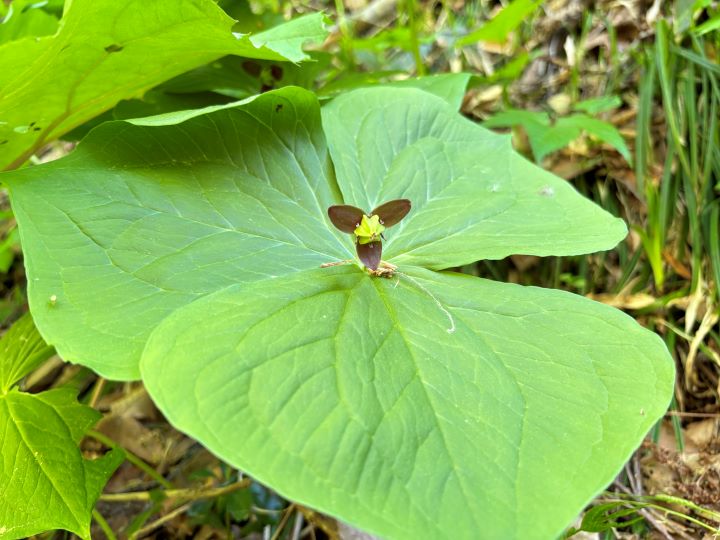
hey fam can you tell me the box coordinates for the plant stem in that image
[129,502,191,540]
[88,377,106,408]
[87,430,173,489]
[403,0,426,76]
[100,478,251,503]
[334,0,355,69]
[270,504,296,540]
[92,509,118,540]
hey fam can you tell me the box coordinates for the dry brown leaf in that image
[510,255,540,272]
[684,418,719,451]
[96,415,167,464]
[586,292,656,309]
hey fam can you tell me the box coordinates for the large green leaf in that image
[0,1,59,44]
[322,88,627,267]
[2,86,675,538]
[142,265,672,539]
[8,88,348,380]
[0,0,326,170]
[0,315,123,540]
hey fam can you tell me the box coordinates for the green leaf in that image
[0,389,123,540]
[0,0,327,170]
[694,14,720,35]
[249,12,329,63]
[0,312,54,393]
[141,265,673,540]
[6,88,349,380]
[379,73,472,109]
[3,86,674,538]
[320,72,470,109]
[457,0,543,46]
[578,502,646,533]
[574,95,622,115]
[0,316,123,540]
[560,114,632,164]
[322,89,627,267]
[484,108,631,164]
[0,2,58,44]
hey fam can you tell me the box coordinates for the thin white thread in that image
[397,272,456,333]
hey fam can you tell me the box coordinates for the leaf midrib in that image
[370,277,483,532]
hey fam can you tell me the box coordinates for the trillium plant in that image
[2,82,674,539]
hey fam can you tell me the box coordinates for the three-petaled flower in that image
[327,199,411,271]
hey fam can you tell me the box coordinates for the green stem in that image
[87,430,173,489]
[334,0,355,69]
[100,478,251,503]
[92,509,117,540]
[404,0,426,76]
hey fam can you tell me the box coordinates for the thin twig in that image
[100,478,250,503]
[291,511,304,540]
[632,452,644,496]
[270,504,296,540]
[88,377,106,409]
[665,411,720,418]
[130,502,192,539]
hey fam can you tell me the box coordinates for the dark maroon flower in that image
[327,199,411,270]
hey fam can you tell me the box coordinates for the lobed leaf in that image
[0,316,122,540]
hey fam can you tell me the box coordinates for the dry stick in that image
[290,512,304,540]
[88,377,106,409]
[320,259,353,268]
[632,453,644,496]
[100,478,250,503]
[623,462,639,495]
[270,504,296,540]
[252,505,285,515]
[665,411,720,417]
[685,308,720,388]
[129,502,192,540]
